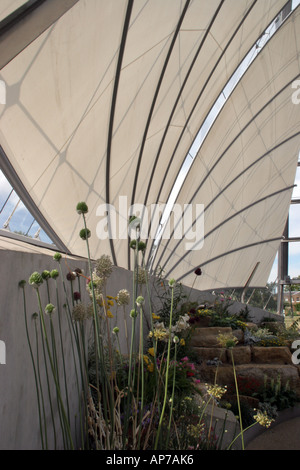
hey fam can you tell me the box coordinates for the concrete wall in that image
[0,236,138,450]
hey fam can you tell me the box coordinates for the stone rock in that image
[190,327,233,348]
[245,322,258,331]
[251,346,292,365]
[233,329,244,344]
[235,364,300,398]
[193,347,227,363]
[189,316,211,327]
[197,364,235,386]
[197,363,300,398]
[227,346,251,365]
[226,394,260,410]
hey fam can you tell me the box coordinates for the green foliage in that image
[253,375,298,411]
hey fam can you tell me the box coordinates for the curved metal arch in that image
[127,0,192,270]
[176,237,282,283]
[142,0,257,209]
[150,73,300,271]
[146,0,296,269]
[159,131,300,273]
[163,184,295,279]
[106,0,134,266]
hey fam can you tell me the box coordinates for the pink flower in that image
[181,356,189,362]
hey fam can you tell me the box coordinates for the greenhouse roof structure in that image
[0,0,299,291]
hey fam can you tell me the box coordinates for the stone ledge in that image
[190,327,238,348]
[197,364,300,398]
[251,346,292,365]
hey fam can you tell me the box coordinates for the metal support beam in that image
[0,0,79,70]
[277,217,289,315]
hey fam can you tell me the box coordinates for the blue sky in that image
[268,164,300,283]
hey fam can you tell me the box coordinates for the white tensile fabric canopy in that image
[0,0,299,290]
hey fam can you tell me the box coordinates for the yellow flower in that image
[217,332,238,348]
[180,338,185,346]
[152,313,160,320]
[106,310,114,318]
[107,300,114,306]
[106,295,114,300]
[143,355,150,365]
[206,383,227,400]
[148,347,155,357]
[147,363,154,372]
[253,410,275,428]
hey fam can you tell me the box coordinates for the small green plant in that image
[253,375,298,411]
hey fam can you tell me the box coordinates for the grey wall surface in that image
[0,236,137,450]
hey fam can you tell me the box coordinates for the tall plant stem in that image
[54,278,71,424]
[123,245,139,448]
[21,286,46,449]
[35,288,74,450]
[230,348,244,449]
[81,214,112,439]
[154,284,175,450]
[137,305,144,449]
[166,341,177,448]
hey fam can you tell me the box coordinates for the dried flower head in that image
[29,272,43,289]
[72,303,87,322]
[134,267,148,285]
[18,280,26,288]
[73,291,81,302]
[194,267,202,276]
[95,254,113,279]
[86,270,104,302]
[66,272,76,281]
[116,289,130,306]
